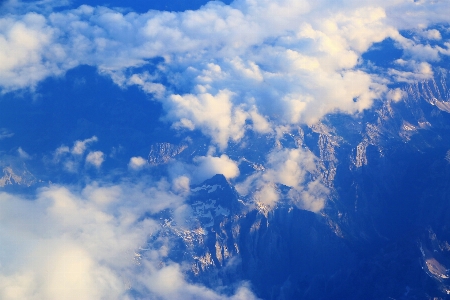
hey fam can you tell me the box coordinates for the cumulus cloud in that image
[1,0,449,212]
[171,175,190,195]
[2,0,443,212]
[0,1,447,201]
[157,3,397,143]
[137,263,259,300]
[0,180,257,299]
[192,154,240,183]
[0,183,158,299]
[387,88,406,102]
[388,59,434,83]
[125,72,166,99]
[166,153,240,186]
[85,151,104,168]
[2,0,449,147]
[396,37,442,62]
[128,156,147,170]
[72,136,98,155]
[386,0,450,31]
[52,136,101,172]
[418,28,442,40]
[252,183,280,208]
[236,148,329,211]
[0,12,68,92]
[167,90,248,149]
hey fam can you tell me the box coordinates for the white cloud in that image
[8,0,441,213]
[253,183,280,208]
[439,42,450,56]
[138,262,259,300]
[1,0,449,148]
[420,29,442,40]
[166,151,240,186]
[0,128,14,140]
[396,37,441,62]
[386,0,450,31]
[387,88,406,102]
[0,183,158,299]
[0,180,257,299]
[72,136,98,155]
[192,154,240,183]
[171,175,190,195]
[0,12,68,92]
[52,136,101,172]
[248,105,272,134]
[263,148,317,187]
[388,60,434,83]
[126,72,166,99]
[53,145,69,158]
[128,156,147,170]
[1,0,450,209]
[237,148,329,211]
[167,90,247,150]
[17,147,31,159]
[85,151,104,168]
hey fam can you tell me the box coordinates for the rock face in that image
[155,175,245,285]
[0,167,24,187]
[151,174,356,298]
[0,164,37,188]
[148,142,188,165]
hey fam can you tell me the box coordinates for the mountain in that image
[2,64,450,299]
[0,157,40,190]
[133,70,450,299]
[148,142,188,166]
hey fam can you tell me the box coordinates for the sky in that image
[0,0,450,299]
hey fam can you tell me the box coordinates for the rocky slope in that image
[144,70,450,299]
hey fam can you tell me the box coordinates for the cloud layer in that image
[1,0,449,149]
[0,180,257,299]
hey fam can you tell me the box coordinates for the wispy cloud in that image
[52,136,102,172]
[0,128,14,140]
[17,147,31,159]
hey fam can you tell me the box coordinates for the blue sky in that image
[0,0,450,299]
